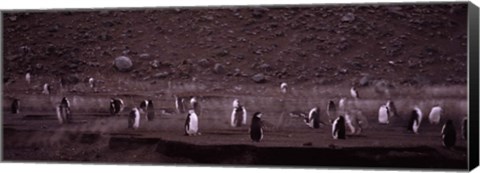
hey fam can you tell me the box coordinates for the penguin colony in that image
[9,80,467,148]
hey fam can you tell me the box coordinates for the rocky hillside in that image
[2,3,468,92]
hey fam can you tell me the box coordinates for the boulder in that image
[113,56,133,72]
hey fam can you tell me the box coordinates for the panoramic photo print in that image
[2,2,470,170]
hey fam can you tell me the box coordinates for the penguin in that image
[185,109,199,136]
[407,107,423,134]
[88,77,95,88]
[441,119,456,148]
[42,83,51,95]
[461,117,467,140]
[338,98,346,112]
[109,98,124,116]
[56,97,72,124]
[350,86,359,99]
[25,73,31,84]
[326,100,337,121]
[250,112,264,142]
[345,110,368,134]
[428,105,442,124]
[386,100,398,117]
[280,82,288,94]
[11,98,20,114]
[378,104,390,124]
[147,100,155,121]
[139,100,149,121]
[175,95,186,114]
[231,99,247,127]
[332,116,346,139]
[304,107,321,129]
[190,97,200,116]
[128,107,141,129]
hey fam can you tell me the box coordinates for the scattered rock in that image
[198,58,211,68]
[341,12,355,22]
[359,76,371,86]
[8,16,17,22]
[150,60,160,68]
[139,53,150,59]
[153,72,169,78]
[113,56,133,72]
[251,73,267,83]
[258,63,272,72]
[213,63,225,74]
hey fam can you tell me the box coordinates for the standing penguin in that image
[407,107,423,134]
[378,104,390,124]
[175,95,186,114]
[185,109,199,136]
[338,98,347,112]
[332,116,346,139]
[441,119,456,148]
[110,98,124,116]
[128,107,141,129]
[42,83,51,95]
[25,73,31,84]
[386,100,398,117]
[304,107,321,129]
[280,82,288,94]
[147,100,155,121]
[231,99,247,127]
[139,100,149,121]
[461,117,467,140]
[345,110,368,135]
[11,98,20,114]
[350,86,359,99]
[250,112,264,142]
[326,100,337,121]
[56,97,72,124]
[428,105,442,124]
[190,97,201,117]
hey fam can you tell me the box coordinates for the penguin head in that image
[253,112,262,119]
[190,97,197,104]
[233,99,240,108]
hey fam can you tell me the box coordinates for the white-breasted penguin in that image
[461,117,467,140]
[338,98,346,112]
[280,82,288,94]
[25,73,31,84]
[139,100,149,121]
[185,109,199,136]
[304,107,321,129]
[110,98,124,116]
[326,100,337,121]
[407,106,423,134]
[378,105,390,124]
[190,97,200,117]
[350,86,359,99]
[250,112,264,142]
[128,107,141,129]
[231,99,247,127]
[441,119,456,148]
[428,105,442,125]
[56,97,72,124]
[11,98,20,114]
[88,77,95,88]
[175,95,186,114]
[42,83,51,95]
[332,116,346,139]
